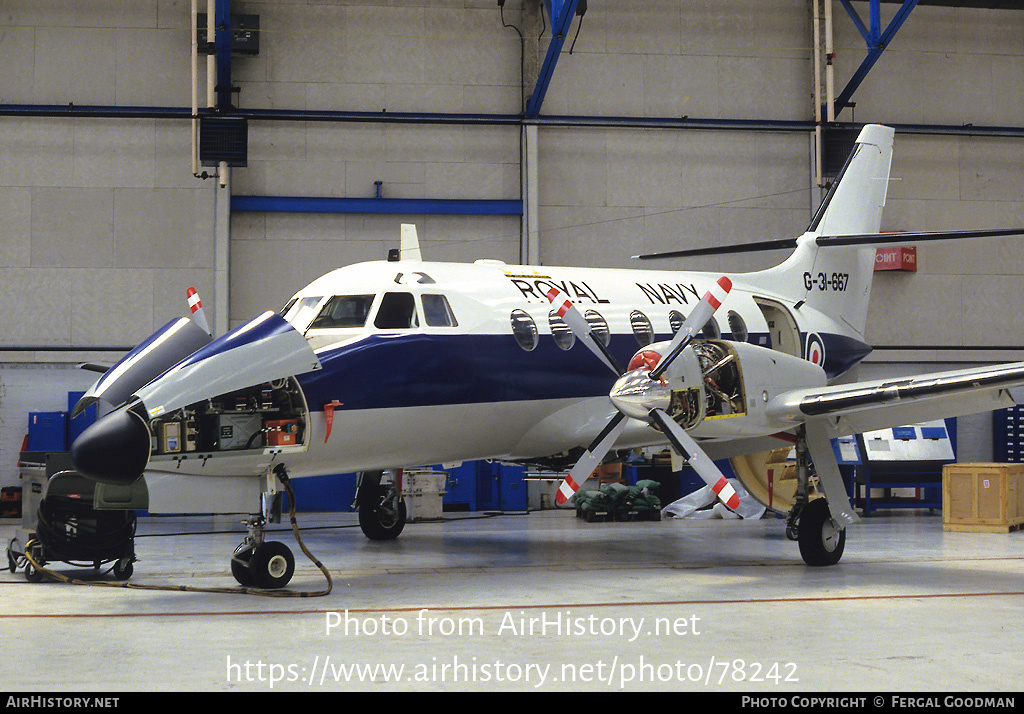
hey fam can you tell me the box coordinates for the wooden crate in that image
[592,463,625,485]
[942,463,1024,533]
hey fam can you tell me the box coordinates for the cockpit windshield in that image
[308,295,376,329]
[280,296,323,332]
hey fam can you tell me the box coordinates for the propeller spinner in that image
[544,277,739,510]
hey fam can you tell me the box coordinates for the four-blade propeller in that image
[544,276,739,511]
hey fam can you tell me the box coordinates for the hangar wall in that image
[0,1,1022,486]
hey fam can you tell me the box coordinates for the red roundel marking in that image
[806,334,825,366]
[628,350,662,372]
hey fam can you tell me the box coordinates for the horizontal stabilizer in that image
[634,228,1023,261]
[816,227,1023,248]
[633,238,797,260]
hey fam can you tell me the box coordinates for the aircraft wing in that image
[766,361,1024,436]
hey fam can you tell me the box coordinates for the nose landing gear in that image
[229,464,298,589]
[231,527,296,589]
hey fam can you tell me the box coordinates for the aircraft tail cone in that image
[70,406,151,485]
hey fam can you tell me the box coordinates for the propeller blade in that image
[545,287,623,375]
[649,276,731,381]
[649,408,740,510]
[187,286,212,336]
[555,412,628,505]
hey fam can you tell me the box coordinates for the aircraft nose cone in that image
[70,406,151,485]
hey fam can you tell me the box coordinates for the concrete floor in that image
[1,507,1022,693]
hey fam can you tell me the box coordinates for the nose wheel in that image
[231,535,296,589]
[230,470,297,589]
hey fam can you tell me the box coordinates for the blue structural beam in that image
[231,196,523,216]
[834,0,920,116]
[525,0,581,118]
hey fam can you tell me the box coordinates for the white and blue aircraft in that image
[68,124,1024,588]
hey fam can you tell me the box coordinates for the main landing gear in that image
[355,470,407,541]
[784,428,847,567]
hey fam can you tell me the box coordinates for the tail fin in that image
[751,124,895,339]
[808,124,894,237]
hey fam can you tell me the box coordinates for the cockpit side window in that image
[374,292,419,329]
[281,296,324,332]
[422,294,458,327]
[308,295,376,329]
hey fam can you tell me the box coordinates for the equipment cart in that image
[7,453,147,582]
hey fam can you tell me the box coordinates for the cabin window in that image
[630,310,654,346]
[374,292,419,329]
[422,294,458,327]
[308,295,375,329]
[511,310,538,351]
[281,295,324,332]
[727,311,748,342]
[668,310,685,335]
[700,316,721,339]
[585,310,611,346]
[548,311,576,351]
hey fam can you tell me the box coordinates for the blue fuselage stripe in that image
[296,331,866,412]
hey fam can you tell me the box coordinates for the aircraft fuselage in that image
[139,258,862,481]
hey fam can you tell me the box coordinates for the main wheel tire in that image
[797,498,846,566]
[359,495,407,541]
[251,541,295,589]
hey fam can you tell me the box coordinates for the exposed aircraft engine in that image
[544,279,743,510]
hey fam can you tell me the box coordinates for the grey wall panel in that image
[832,5,1024,126]
[539,128,812,271]
[865,133,1024,348]
[230,213,520,321]
[229,117,521,323]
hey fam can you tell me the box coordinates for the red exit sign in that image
[874,246,917,271]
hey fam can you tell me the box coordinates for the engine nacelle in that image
[615,339,828,437]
